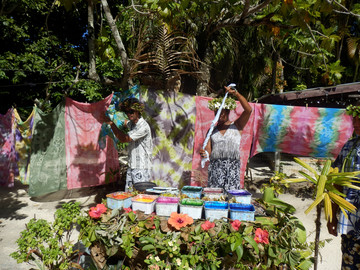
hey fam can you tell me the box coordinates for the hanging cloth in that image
[0,108,18,187]
[14,107,35,184]
[28,102,67,196]
[65,94,119,189]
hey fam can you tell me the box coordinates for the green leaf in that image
[316,175,327,198]
[320,159,331,175]
[244,236,259,254]
[243,225,253,235]
[288,250,301,266]
[305,193,325,214]
[139,237,156,244]
[297,259,313,270]
[142,244,155,251]
[293,158,317,174]
[128,212,136,222]
[235,244,244,261]
[195,224,201,234]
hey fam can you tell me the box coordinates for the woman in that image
[200,85,252,190]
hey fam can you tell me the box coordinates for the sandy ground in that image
[0,182,341,270]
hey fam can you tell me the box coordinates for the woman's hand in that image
[103,115,113,125]
[225,85,238,96]
[199,149,207,158]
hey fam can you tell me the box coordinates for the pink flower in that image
[124,207,136,214]
[201,220,215,231]
[254,228,269,244]
[231,220,241,231]
[89,204,107,219]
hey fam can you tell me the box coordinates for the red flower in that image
[254,228,269,244]
[89,204,107,219]
[124,207,132,213]
[231,220,241,231]
[201,220,215,231]
[124,207,136,214]
[168,212,193,230]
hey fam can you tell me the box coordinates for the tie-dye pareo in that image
[141,90,196,187]
[251,104,353,158]
[28,103,67,197]
[14,108,35,184]
[65,95,120,189]
[0,108,18,187]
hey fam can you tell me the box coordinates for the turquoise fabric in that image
[98,85,140,149]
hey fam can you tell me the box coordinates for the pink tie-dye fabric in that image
[250,103,353,158]
[0,108,18,187]
[65,95,120,189]
[191,97,255,188]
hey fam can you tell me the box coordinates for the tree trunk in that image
[196,48,211,96]
[87,0,99,81]
[101,0,131,89]
[313,203,322,270]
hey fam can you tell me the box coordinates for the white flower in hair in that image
[208,97,237,111]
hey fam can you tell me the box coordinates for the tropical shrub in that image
[10,191,315,270]
[79,191,314,270]
[10,202,89,270]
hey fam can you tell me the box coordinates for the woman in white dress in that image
[200,86,252,190]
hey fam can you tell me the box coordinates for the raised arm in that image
[225,86,252,131]
[105,118,133,143]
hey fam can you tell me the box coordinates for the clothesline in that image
[0,90,353,196]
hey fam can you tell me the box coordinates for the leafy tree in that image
[1,0,360,117]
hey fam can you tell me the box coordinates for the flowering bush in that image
[79,192,314,270]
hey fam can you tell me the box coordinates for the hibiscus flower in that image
[168,212,193,230]
[201,220,215,231]
[231,220,241,231]
[89,204,107,219]
[254,228,269,244]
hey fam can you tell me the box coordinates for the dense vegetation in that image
[1,0,359,117]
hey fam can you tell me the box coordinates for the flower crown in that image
[346,104,360,118]
[120,98,145,113]
[208,97,237,111]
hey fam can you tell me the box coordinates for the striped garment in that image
[333,135,360,237]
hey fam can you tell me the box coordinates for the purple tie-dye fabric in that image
[0,108,18,187]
